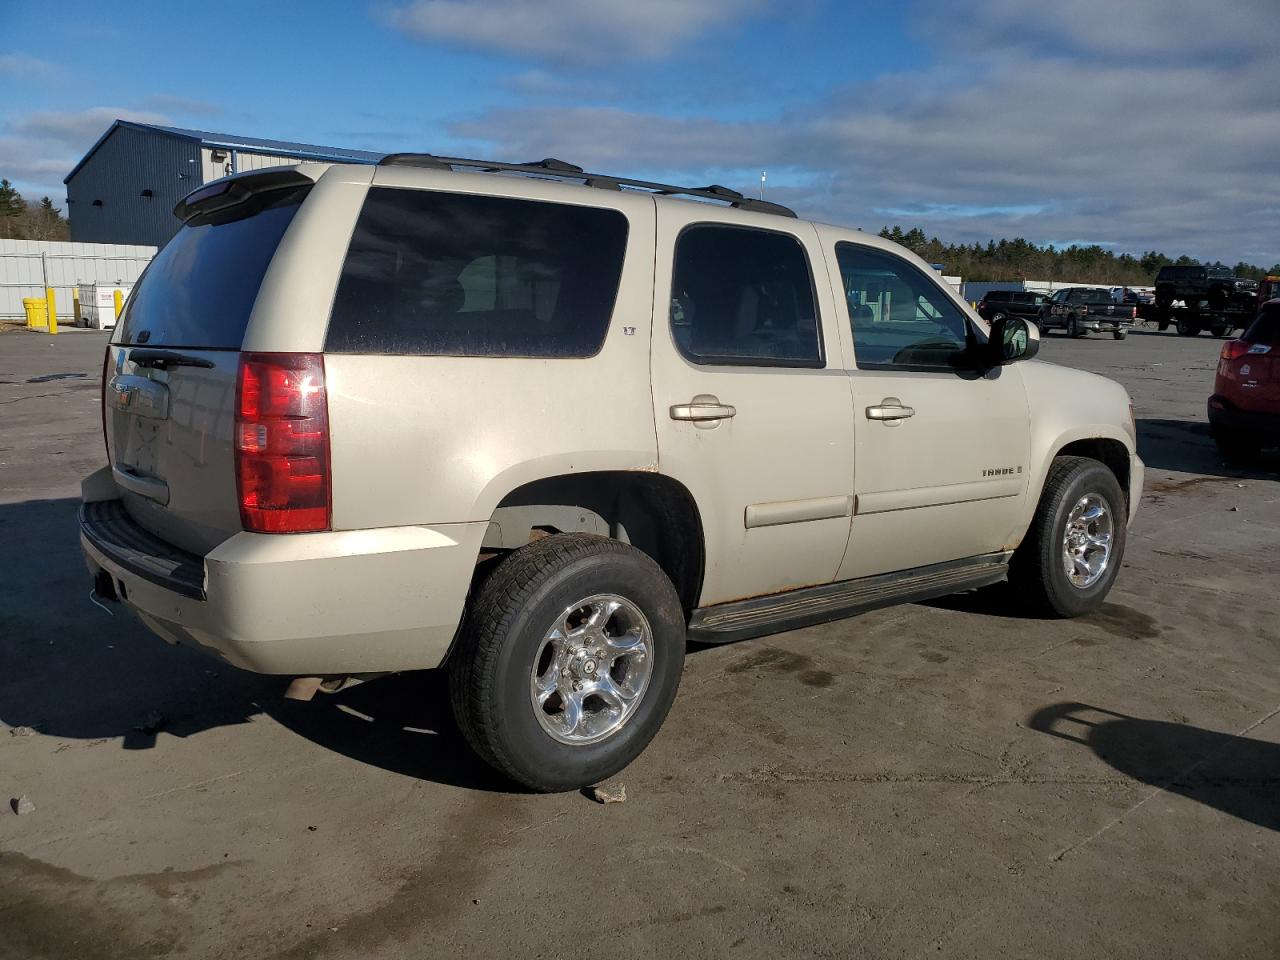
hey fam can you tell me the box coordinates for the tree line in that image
[1,180,71,241]
[878,226,1280,285]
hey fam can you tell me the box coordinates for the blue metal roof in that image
[65,120,385,183]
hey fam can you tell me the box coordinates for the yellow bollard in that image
[114,288,124,321]
[46,287,58,335]
[73,287,82,326]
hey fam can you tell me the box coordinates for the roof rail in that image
[378,153,797,218]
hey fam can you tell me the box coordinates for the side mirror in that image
[988,315,1040,365]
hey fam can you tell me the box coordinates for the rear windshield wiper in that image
[127,349,216,370]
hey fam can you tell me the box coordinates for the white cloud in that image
[0,52,57,75]
[447,0,1280,264]
[0,107,170,200]
[384,0,770,63]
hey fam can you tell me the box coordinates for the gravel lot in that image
[1,325,1277,959]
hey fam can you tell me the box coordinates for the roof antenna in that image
[760,170,767,200]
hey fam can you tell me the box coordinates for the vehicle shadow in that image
[1027,702,1280,831]
[1137,417,1279,481]
[0,496,511,792]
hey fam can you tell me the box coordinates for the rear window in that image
[116,186,308,348]
[325,188,629,357]
[1244,306,1280,347]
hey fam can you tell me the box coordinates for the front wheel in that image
[449,533,686,792]
[1068,315,1082,338]
[1176,315,1201,337]
[1113,329,1128,340]
[1009,456,1127,618]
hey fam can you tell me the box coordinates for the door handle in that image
[865,397,915,424]
[670,394,737,424]
[112,464,171,505]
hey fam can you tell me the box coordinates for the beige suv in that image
[81,156,1144,791]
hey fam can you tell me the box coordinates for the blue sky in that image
[3,0,1278,264]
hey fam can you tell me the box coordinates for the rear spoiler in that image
[174,168,315,224]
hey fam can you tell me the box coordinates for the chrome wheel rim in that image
[530,594,654,745]
[1062,494,1113,589]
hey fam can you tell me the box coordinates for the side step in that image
[687,552,1011,645]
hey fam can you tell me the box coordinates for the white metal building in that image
[63,121,383,247]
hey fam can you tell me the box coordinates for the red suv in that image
[1209,300,1280,459]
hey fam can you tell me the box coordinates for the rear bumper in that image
[1080,318,1130,332]
[1208,395,1280,441]
[80,491,486,675]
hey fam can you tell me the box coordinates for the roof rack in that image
[378,153,797,218]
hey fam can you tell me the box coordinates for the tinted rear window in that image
[325,188,629,357]
[116,186,308,348]
[1245,306,1280,347]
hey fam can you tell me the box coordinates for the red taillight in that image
[1131,306,1137,319]
[235,352,330,533]
[1220,340,1250,361]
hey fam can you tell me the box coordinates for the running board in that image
[687,552,1011,644]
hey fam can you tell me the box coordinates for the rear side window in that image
[117,186,308,348]
[325,189,628,357]
[669,224,822,367]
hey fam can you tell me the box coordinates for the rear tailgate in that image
[105,172,313,555]
[1233,312,1280,413]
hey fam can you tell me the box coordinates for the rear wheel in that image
[1157,319,1170,332]
[1209,323,1231,338]
[1113,329,1127,340]
[1176,315,1201,336]
[1010,456,1127,618]
[1068,315,1082,338]
[449,533,686,792]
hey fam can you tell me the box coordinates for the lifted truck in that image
[1141,264,1259,337]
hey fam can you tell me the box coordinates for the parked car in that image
[81,157,1143,791]
[1040,287,1135,339]
[1208,300,1280,460]
[1155,264,1259,311]
[976,289,1047,324]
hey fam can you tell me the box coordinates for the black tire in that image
[449,533,686,792]
[1009,456,1127,618]
[1068,315,1082,338]
[1176,315,1201,337]
[1157,320,1170,332]
[1209,324,1230,338]
[1214,432,1262,463]
[1113,329,1127,340]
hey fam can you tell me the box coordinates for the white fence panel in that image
[0,239,155,320]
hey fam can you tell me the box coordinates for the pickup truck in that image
[1039,288,1135,340]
